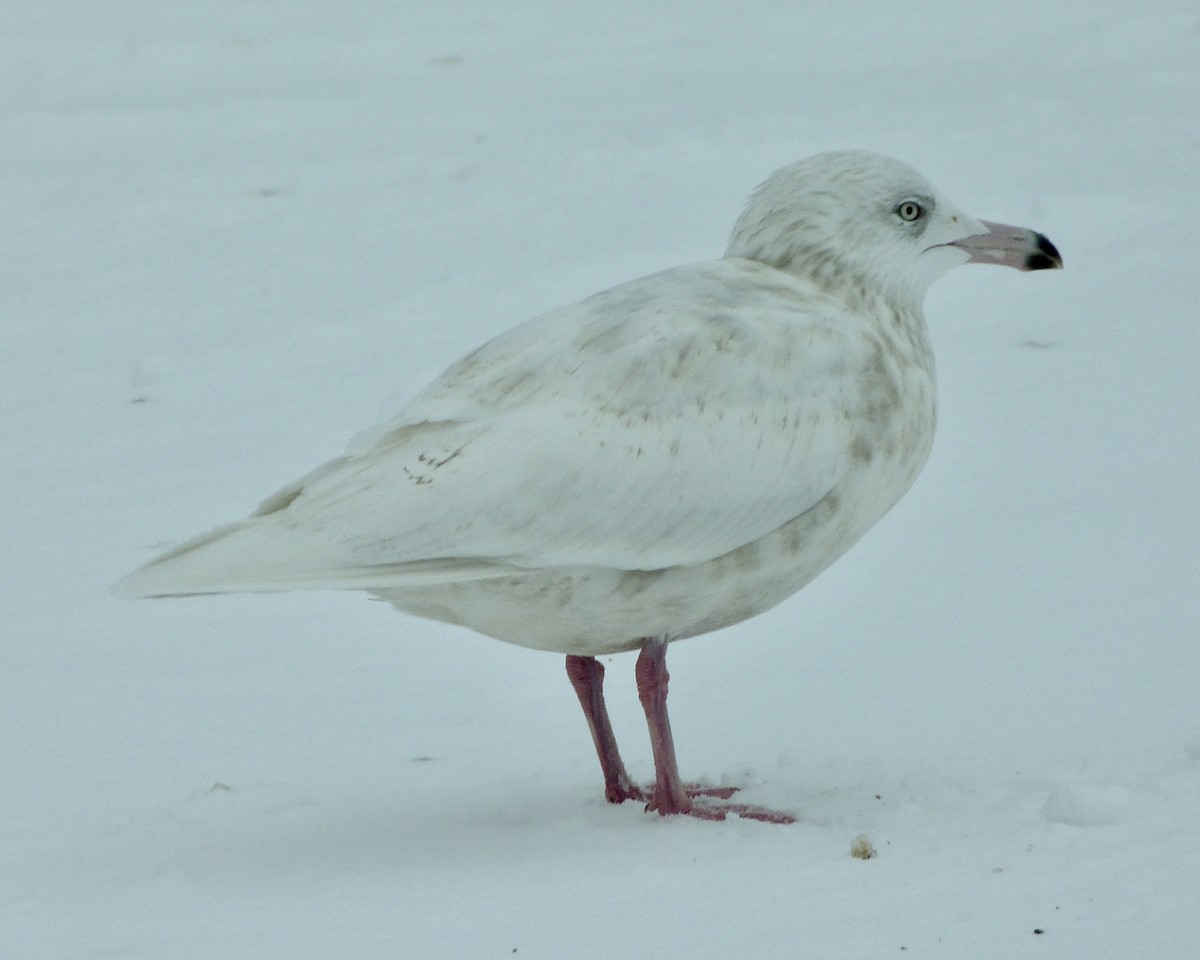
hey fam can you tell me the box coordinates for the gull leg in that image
[565,655,644,803]
[635,637,797,824]
[635,637,693,815]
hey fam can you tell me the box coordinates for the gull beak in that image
[950,220,1063,271]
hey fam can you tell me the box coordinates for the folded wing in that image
[116,261,873,598]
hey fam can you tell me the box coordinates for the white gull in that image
[116,151,1061,821]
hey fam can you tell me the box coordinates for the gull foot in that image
[607,781,735,805]
[641,783,796,824]
[681,801,797,824]
[605,780,647,804]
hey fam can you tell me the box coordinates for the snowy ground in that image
[4,3,1199,957]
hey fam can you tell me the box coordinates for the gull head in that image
[725,150,1061,312]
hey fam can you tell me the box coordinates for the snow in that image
[3,2,1198,957]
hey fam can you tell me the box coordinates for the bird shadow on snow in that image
[160,780,770,879]
[134,757,1145,886]
[139,763,882,887]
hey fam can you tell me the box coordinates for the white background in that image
[3,2,1198,957]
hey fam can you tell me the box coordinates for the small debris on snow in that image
[850,834,876,859]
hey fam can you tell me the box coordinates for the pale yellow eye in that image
[896,200,924,222]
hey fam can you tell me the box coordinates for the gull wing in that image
[116,260,880,597]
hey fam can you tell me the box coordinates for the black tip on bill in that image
[1026,233,1063,271]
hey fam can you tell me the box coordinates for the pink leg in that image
[634,638,692,815]
[565,655,644,804]
[635,637,797,824]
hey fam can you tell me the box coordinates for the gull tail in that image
[113,518,508,599]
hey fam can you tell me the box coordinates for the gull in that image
[116,151,1061,822]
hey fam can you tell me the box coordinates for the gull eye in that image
[896,199,924,222]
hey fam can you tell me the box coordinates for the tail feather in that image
[113,518,509,598]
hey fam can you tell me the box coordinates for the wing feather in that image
[269,260,871,570]
[121,259,882,595]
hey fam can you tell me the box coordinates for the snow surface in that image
[3,2,1199,957]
